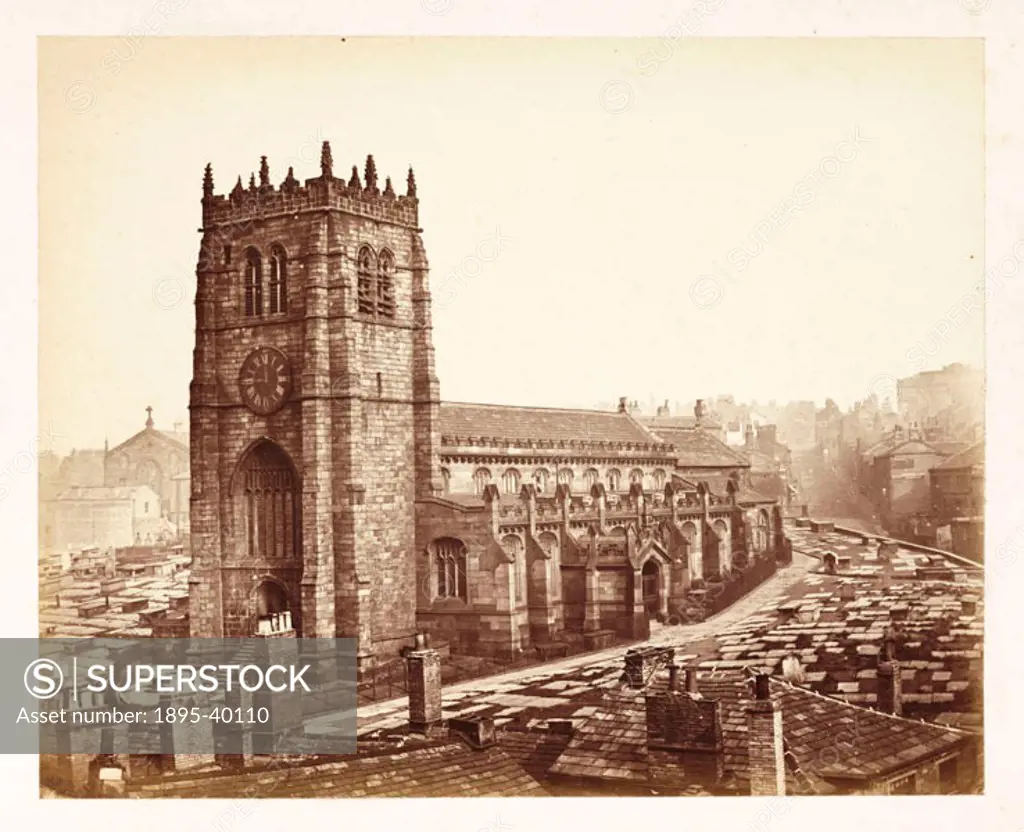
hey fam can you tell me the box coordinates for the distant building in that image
[899,363,984,439]
[104,407,190,523]
[50,485,164,552]
[930,441,984,563]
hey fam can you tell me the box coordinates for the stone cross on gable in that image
[145,405,154,428]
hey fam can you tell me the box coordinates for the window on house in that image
[223,245,232,266]
[607,468,621,492]
[433,538,467,601]
[269,245,287,314]
[653,469,667,489]
[502,535,525,604]
[629,468,644,485]
[472,467,492,495]
[244,249,263,317]
[583,468,600,491]
[501,468,521,495]
[377,249,396,318]
[357,246,375,315]
[557,468,574,492]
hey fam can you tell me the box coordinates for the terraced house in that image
[187,142,785,667]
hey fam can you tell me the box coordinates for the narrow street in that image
[355,551,817,727]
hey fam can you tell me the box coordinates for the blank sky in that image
[38,37,984,452]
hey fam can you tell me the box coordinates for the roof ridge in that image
[440,400,623,418]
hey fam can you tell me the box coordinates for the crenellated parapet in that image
[200,142,420,233]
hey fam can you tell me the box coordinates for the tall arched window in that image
[432,538,467,601]
[714,519,730,565]
[607,468,621,492]
[472,467,492,495]
[269,245,288,314]
[502,534,526,604]
[501,468,521,495]
[357,246,375,315]
[629,469,645,486]
[557,468,574,492]
[533,468,550,493]
[377,249,396,319]
[244,249,263,317]
[755,509,770,553]
[583,468,600,491]
[439,467,451,494]
[235,441,298,559]
[652,469,667,489]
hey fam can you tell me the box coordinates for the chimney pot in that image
[685,667,699,694]
[747,673,784,796]
[618,396,628,413]
[668,664,679,691]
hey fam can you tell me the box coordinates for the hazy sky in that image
[39,37,984,453]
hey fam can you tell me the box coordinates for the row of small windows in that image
[238,244,396,320]
[439,467,668,496]
[243,246,289,318]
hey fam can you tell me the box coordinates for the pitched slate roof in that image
[647,426,751,469]
[682,674,968,784]
[439,402,662,447]
[933,441,984,471]
[548,689,650,782]
[128,740,545,798]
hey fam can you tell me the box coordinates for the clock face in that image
[239,347,292,415]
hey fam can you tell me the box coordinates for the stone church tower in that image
[188,143,441,667]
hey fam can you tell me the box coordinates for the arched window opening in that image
[244,249,263,317]
[255,581,291,634]
[502,534,526,604]
[472,467,492,495]
[755,509,770,553]
[501,468,521,495]
[377,249,396,318]
[714,519,730,566]
[607,468,622,492]
[269,245,288,314]
[439,467,451,494]
[629,468,645,485]
[433,538,467,601]
[236,442,298,560]
[652,469,667,489]
[357,246,375,315]
[641,560,660,616]
[583,468,600,491]
[557,468,574,492]
[533,468,550,494]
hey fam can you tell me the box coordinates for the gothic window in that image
[681,521,697,548]
[439,467,451,494]
[377,249,396,318]
[502,534,526,604]
[269,244,288,314]
[755,509,770,553]
[432,538,467,601]
[244,248,263,317]
[629,468,645,485]
[607,468,621,492]
[653,469,667,489]
[357,245,375,315]
[235,441,298,560]
[533,468,550,493]
[557,468,574,492]
[583,468,600,491]
[501,468,521,495]
[714,519,730,564]
[472,467,492,495]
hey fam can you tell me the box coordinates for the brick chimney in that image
[877,627,902,716]
[685,667,699,695]
[747,673,785,796]
[656,399,670,418]
[406,632,443,735]
[618,396,629,414]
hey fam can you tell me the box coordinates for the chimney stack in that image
[747,672,785,796]
[618,396,628,414]
[877,627,902,716]
[668,663,679,691]
[406,632,443,735]
[685,667,699,695]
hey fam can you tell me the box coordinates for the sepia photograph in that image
[31,31,989,803]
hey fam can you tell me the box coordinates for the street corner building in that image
[186,142,790,667]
